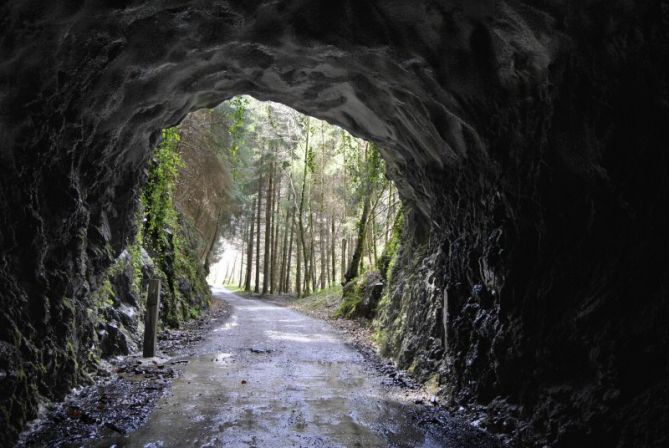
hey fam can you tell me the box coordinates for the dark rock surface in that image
[341,270,385,319]
[16,296,232,447]
[0,1,668,446]
[94,249,146,359]
[359,271,384,318]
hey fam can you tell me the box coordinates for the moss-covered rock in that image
[337,271,384,319]
[376,207,403,282]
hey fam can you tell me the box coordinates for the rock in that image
[116,304,138,330]
[1,1,668,446]
[108,256,140,308]
[97,323,130,358]
[340,271,384,319]
[359,272,384,318]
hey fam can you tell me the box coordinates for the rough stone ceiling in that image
[1,0,561,218]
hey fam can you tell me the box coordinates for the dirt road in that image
[93,287,499,447]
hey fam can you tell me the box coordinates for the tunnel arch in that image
[2,1,669,447]
[60,0,557,227]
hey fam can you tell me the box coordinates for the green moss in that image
[64,341,79,372]
[336,279,364,318]
[141,128,184,257]
[128,227,144,297]
[188,307,202,319]
[106,251,125,277]
[371,208,408,356]
[376,207,403,281]
[373,327,388,350]
[136,128,211,329]
[312,284,343,298]
[301,284,342,309]
[287,285,343,318]
[91,279,114,312]
[425,373,441,395]
[223,283,244,293]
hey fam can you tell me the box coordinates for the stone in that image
[359,271,385,318]
[97,323,130,358]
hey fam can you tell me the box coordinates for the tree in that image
[343,142,386,284]
[191,96,398,297]
[244,196,256,291]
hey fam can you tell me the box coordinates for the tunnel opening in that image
[2,1,669,447]
[202,96,401,305]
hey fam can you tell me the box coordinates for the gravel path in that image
[87,287,500,448]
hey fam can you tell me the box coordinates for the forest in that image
[190,97,402,302]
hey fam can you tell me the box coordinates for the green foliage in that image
[188,307,202,320]
[342,140,386,202]
[137,126,212,328]
[200,96,400,307]
[223,283,245,293]
[309,284,343,299]
[365,143,385,190]
[142,128,184,256]
[288,284,342,312]
[128,238,144,298]
[92,279,115,309]
[229,96,249,178]
[336,279,364,318]
[372,209,405,353]
[376,206,404,280]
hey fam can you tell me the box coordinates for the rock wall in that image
[375,4,669,445]
[1,1,667,446]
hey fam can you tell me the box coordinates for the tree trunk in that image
[370,214,378,266]
[341,238,347,285]
[330,215,336,287]
[239,215,246,288]
[286,213,295,294]
[223,262,231,286]
[319,213,326,290]
[244,197,255,291]
[325,214,331,287]
[255,164,264,293]
[204,208,224,274]
[279,188,292,293]
[296,219,302,297]
[385,188,393,244]
[344,194,370,284]
[227,255,238,284]
[297,117,310,297]
[308,207,317,292]
[262,160,273,295]
[319,125,326,290]
[270,174,281,294]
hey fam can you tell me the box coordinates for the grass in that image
[290,284,343,318]
[222,283,244,293]
[218,283,344,318]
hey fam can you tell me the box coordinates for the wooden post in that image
[143,278,161,358]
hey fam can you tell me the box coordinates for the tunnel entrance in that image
[17,95,412,446]
[2,2,669,447]
[200,97,400,305]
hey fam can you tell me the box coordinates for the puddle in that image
[265,330,339,343]
[213,315,238,331]
[212,352,233,364]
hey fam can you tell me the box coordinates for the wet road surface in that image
[93,287,499,448]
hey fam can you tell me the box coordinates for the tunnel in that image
[1,1,668,446]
